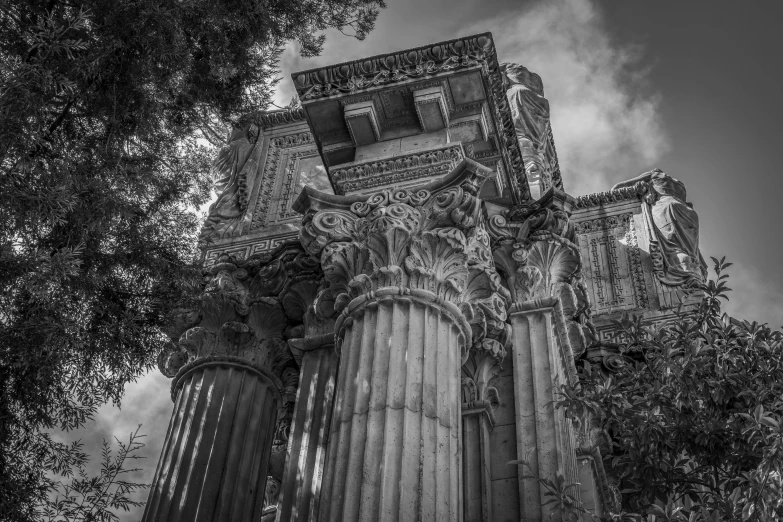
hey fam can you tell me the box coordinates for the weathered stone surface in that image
[147,33,714,522]
[294,158,508,521]
[501,62,563,196]
[142,363,280,522]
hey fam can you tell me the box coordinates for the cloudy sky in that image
[60,1,783,519]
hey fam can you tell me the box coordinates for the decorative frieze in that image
[330,142,464,194]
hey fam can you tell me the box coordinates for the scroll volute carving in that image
[459,221,511,350]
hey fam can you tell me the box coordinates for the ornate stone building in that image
[142,33,706,522]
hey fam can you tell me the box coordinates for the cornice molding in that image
[291,33,531,203]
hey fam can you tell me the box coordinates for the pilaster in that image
[487,188,590,520]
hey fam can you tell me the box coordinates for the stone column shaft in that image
[276,345,338,522]
[319,293,463,522]
[142,361,280,522]
[509,300,579,521]
[462,411,493,522]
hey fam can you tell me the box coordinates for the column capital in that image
[489,188,596,357]
[157,243,323,397]
[293,159,511,357]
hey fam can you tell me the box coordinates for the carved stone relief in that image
[250,132,332,230]
[575,214,646,315]
[200,124,261,242]
[331,143,464,194]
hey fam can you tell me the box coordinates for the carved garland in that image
[243,107,306,129]
[574,182,648,209]
[331,145,464,194]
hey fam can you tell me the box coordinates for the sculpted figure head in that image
[501,62,545,96]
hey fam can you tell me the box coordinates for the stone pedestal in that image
[142,360,280,522]
[509,299,580,521]
[318,290,464,522]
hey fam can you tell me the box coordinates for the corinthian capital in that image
[296,159,488,302]
[157,244,323,393]
[294,159,512,356]
[488,188,582,306]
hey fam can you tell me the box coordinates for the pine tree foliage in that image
[555,258,783,521]
[0,1,383,519]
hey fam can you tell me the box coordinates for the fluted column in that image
[509,299,580,521]
[488,189,588,521]
[322,289,464,521]
[293,158,499,522]
[143,360,280,522]
[277,317,338,522]
[144,255,293,522]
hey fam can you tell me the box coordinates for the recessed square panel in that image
[379,89,413,119]
[448,71,486,106]
[271,153,332,225]
[305,101,345,133]
[449,121,483,144]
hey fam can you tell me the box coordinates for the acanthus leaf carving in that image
[405,228,468,300]
[321,242,373,312]
[461,338,507,424]
[280,277,321,324]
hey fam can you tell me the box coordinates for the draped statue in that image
[612,169,707,287]
[501,62,554,190]
[199,124,260,242]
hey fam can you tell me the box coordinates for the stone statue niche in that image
[501,62,562,198]
[612,168,707,288]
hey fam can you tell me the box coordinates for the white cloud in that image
[720,262,783,327]
[50,371,172,521]
[464,0,669,195]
